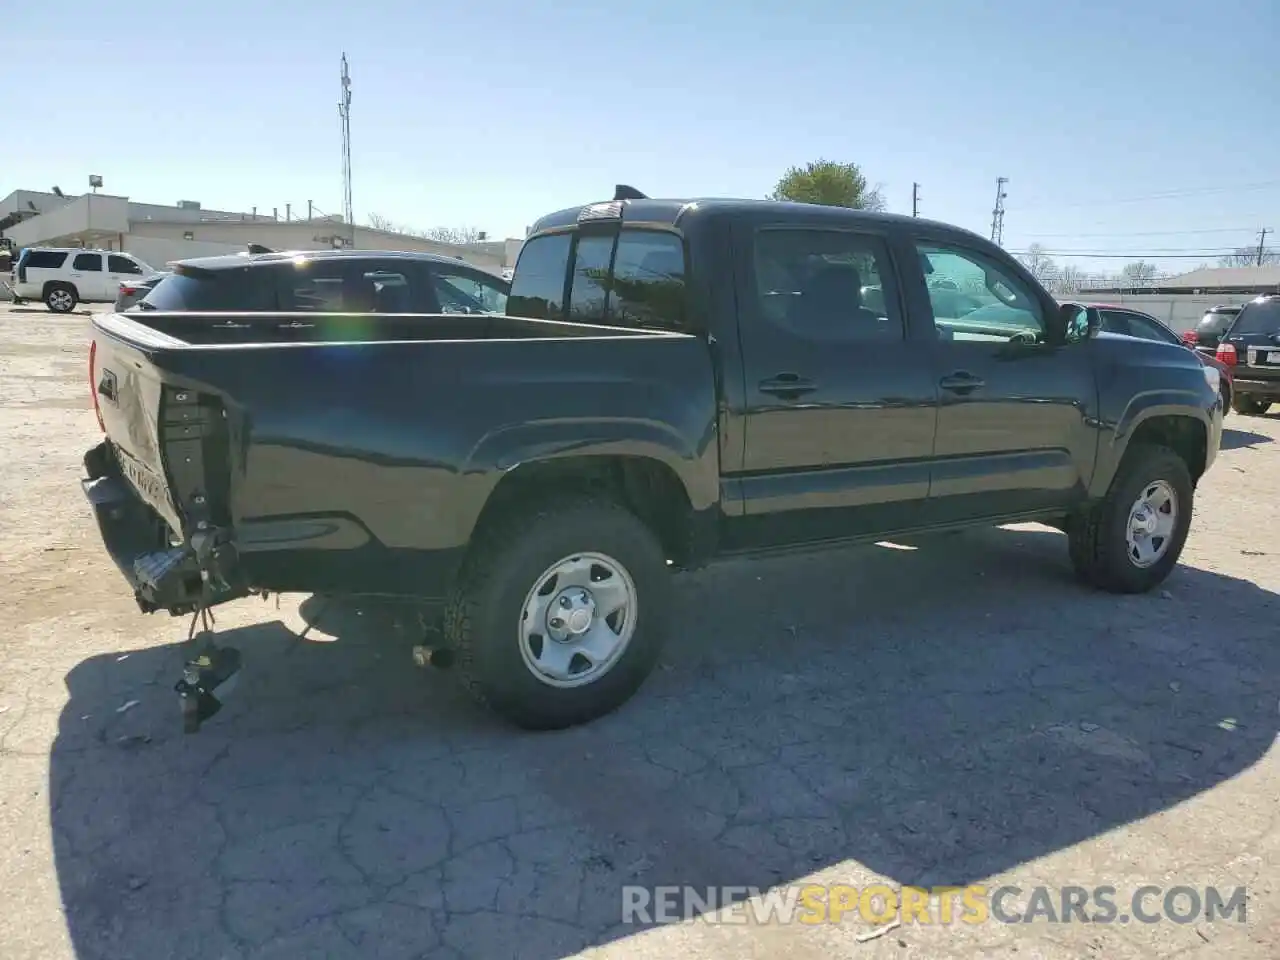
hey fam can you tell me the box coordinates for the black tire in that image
[1220,382,1231,416]
[44,283,78,313]
[1231,393,1271,416]
[443,497,671,730]
[1067,443,1193,594]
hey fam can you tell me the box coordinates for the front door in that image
[69,251,108,301]
[905,235,1096,522]
[106,253,146,301]
[728,222,939,548]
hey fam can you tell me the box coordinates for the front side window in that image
[1124,312,1180,344]
[753,228,903,341]
[508,233,572,321]
[431,266,508,315]
[914,242,1044,342]
[108,254,143,275]
[72,253,103,272]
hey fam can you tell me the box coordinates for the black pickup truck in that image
[81,190,1223,731]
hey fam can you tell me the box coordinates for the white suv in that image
[9,247,155,313]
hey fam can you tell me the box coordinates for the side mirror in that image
[1060,302,1100,344]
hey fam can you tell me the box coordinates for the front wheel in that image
[1067,444,1193,594]
[444,498,671,730]
[44,283,78,313]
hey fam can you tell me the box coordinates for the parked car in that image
[10,247,155,312]
[1094,305,1235,413]
[1181,304,1242,359]
[1208,294,1280,415]
[115,272,170,312]
[80,190,1221,733]
[132,249,509,315]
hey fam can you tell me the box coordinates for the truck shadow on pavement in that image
[1220,426,1274,450]
[50,525,1279,959]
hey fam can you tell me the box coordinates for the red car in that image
[1092,305,1234,414]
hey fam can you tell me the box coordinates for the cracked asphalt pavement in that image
[0,304,1276,958]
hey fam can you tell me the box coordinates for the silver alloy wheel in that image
[518,552,638,689]
[1125,480,1178,569]
[49,290,74,312]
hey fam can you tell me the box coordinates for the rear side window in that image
[508,233,572,321]
[1230,300,1280,336]
[282,262,429,313]
[22,250,68,269]
[73,253,103,271]
[141,269,278,311]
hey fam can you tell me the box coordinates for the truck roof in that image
[529,196,994,247]
[167,248,498,274]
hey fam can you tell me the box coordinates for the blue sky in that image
[7,0,1278,272]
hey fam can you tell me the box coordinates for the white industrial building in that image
[1,189,520,276]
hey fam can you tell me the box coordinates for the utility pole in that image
[339,53,354,247]
[1257,227,1272,266]
[990,177,1008,245]
[912,182,920,217]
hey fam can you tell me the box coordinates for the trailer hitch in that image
[175,631,242,733]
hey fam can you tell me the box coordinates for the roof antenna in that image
[613,184,647,201]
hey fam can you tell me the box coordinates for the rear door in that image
[70,252,109,300]
[1222,299,1280,388]
[730,218,939,545]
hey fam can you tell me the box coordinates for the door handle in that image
[759,373,817,399]
[939,371,985,394]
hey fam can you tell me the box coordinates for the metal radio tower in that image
[339,54,354,246]
[990,177,1008,246]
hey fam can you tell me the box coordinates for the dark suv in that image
[1183,304,1241,359]
[135,249,509,315]
[1212,295,1280,415]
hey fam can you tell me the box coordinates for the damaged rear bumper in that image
[81,441,244,615]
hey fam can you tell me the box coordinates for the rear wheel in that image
[1067,444,1193,594]
[444,497,671,730]
[44,283,78,313]
[1220,382,1231,416]
[1231,393,1271,416]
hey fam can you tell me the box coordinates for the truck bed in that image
[86,310,718,605]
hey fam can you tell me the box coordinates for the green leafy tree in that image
[769,160,886,211]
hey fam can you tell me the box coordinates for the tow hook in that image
[175,632,242,733]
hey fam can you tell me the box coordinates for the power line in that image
[1014,179,1280,211]
[1020,226,1260,238]
[1009,251,1258,260]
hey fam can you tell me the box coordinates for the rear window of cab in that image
[507,228,688,331]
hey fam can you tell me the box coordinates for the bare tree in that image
[1018,243,1058,284]
[1120,260,1157,291]
[366,215,485,245]
[1218,245,1280,267]
[1054,263,1084,295]
[419,226,485,245]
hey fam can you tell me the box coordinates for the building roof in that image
[1160,264,1280,291]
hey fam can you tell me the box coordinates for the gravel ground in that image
[0,302,1276,960]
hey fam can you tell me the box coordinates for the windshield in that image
[1229,300,1280,336]
[1196,310,1236,334]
